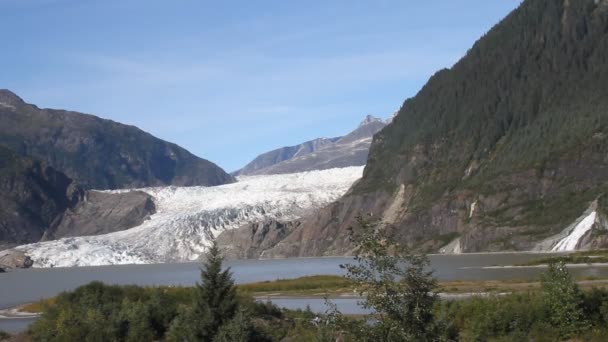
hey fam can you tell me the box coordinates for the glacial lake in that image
[3,253,608,333]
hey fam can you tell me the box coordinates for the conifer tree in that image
[168,240,238,341]
[195,240,238,341]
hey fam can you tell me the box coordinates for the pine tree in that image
[168,240,238,341]
[195,240,238,341]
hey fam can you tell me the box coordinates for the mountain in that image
[0,144,158,253]
[239,0,608,257]
[234,137,340,175]
[0,90,234,189]
[15,167,364,267]
[0,146,82,250]
[235,115,386,175]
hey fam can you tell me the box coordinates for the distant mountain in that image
[235,115,386,175]
[0,90,234,189]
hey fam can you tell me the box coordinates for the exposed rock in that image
[0,145,158,248]
[216,219,300,259]
[235,115,386,175]
[0,250,33,270]
[0,89,234,189]
[42,190,156,240]
[0,146,83,250]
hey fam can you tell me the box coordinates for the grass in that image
[238,275,354,296]
[516,250,608,266]
[20,297,56,313]
[0,330,10,340]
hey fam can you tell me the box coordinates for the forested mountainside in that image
[235,115,386,175]
[0,89,234,189]
[255,0,608,257]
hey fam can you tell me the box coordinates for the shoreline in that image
[477,262,608,269]
[0,250,570,271]
[0,305,40,319]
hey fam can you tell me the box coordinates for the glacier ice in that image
[16,167,364,267]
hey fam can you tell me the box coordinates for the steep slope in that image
[234,137,340,175]
[235,115,386,175]
[0,145,157,251]
[261,0,608,257]
[15,167,364,267]
[0,90,234,189]
[0,146,82,250]
[41,190,156,241]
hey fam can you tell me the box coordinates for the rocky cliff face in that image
[42,190,155,241]
[234,0,608,258]
[235,115,386,175]
[0,146,83,250]
[216,219,301,259]
[0,89,234,189]
[0,145,156,250]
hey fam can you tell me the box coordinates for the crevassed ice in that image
[17,167,364,268]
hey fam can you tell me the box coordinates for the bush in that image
[28,282,178,341]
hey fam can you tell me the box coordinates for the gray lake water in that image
[3,253,608,333]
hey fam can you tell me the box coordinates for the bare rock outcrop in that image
[0,250,33,270]
[42,190,155,240]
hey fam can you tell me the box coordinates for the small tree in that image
[541,260,587,338]
[168,240,238,341]
[341,215,439,341]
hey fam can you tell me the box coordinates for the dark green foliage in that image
[362,0,608,194]
[29,282,178,342]
[213,310,254,342]
[169,241,239,341]
[351,0,608,249]
[0,330,10,340]
[27,246,291,342]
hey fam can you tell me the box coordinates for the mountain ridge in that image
[0,89,235,189]
[235,115,386,176]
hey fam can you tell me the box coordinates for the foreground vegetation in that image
[15,217,608,341]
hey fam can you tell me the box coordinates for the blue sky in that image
[1,0,521,172]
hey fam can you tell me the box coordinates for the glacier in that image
[16,167,364,268]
